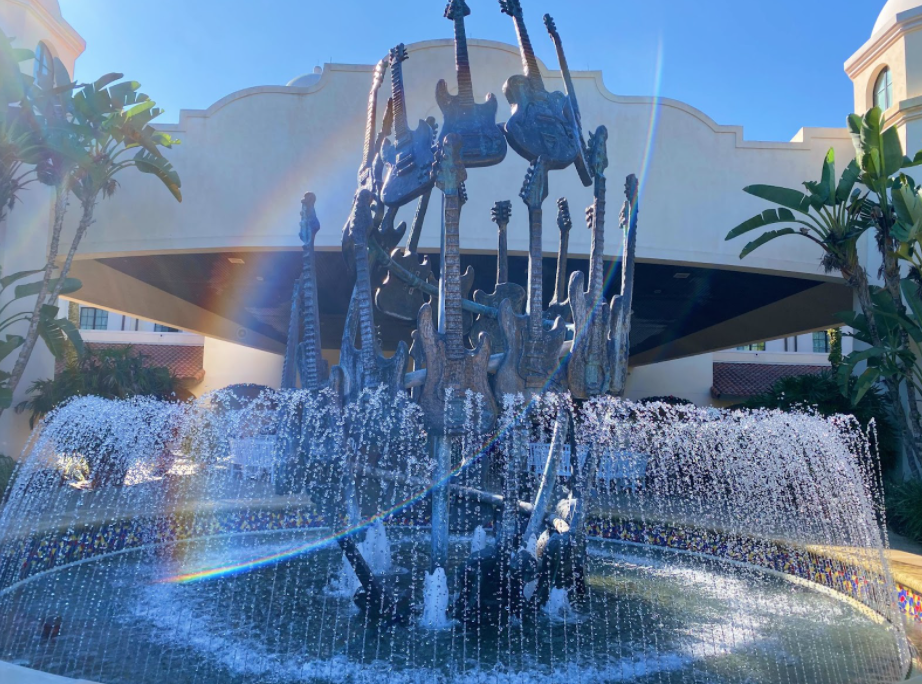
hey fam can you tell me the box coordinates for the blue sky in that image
[58,0,882,142]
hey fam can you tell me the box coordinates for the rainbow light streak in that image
[159,421,512,585]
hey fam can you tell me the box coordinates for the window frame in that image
[874,67,894,111]
[812,331,830,354]
[79,307,109,331]
[33,42,53,86]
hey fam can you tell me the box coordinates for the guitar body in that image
[381,119,436,207]
[436,84,507,168]
[339,294,410,405]
[376,251,435,321]
[417,303,497,435]
[502,77,580,170]
[494,299,566,400]
[566,271,612,400]
[470,281,526,354]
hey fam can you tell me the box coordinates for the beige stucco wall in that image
[69,39,854,288]
[196,337,283,396]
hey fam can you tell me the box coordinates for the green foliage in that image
[885,478,922,544]
[639,395,695,407]
[0,454,15,502]
[15,346,179,427]
[0,265,84,408]
[744,370,899,472]
[726,148,870,274]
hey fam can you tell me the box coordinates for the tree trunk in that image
[64,301,79,369]
[0,191,92,420]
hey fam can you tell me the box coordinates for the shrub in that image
[15,346,179,428]
[0,454,16,502]
[743,371,899,473]
[885,478,922,544]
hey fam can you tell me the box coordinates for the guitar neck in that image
[453,15,475,105]
[554,227,570,302]
[621,191,638,308]
[390,59,410,141]
[497,222,509,284]
[442,192,466,360]
[588,176,606,301]
[512,14,544,91]
[361,74,381,174]
[405,188,432,254]
[527,204,544,336]
[550,33,581,123]
[352,233,379,379]
[301,235,323,388]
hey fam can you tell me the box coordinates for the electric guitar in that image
[340,189,409,403]
[609,173,639,397]
[417,134,497,435]
[358,59,390,196]
[471,200,526,354]
[543,14,592,187]
[381,44,437,208]
[545,197,573,324]
[436,0,507,168]
[568,126,612,399]
[495,157,566,399]
[498,0,580,170]
[297,193,332,391]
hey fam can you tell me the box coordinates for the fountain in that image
[0,1,915,682]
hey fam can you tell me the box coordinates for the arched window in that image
[874,67,894,110]
[33,42,53,86]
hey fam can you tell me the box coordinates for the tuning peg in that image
[586,205,594,230]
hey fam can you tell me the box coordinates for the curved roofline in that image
[158,37,848,149]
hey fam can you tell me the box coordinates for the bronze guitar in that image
[358,59,390,196]
[340,189,409,404]
[567,126,612,399]
[545,197,573,324]
[495,157,566,400]
[471,200,525,354]
[543,14,592,187]
[609,174,639,397]
[417,134,497,435]
[436,0,507,168]
[381,44,436,208]
[498,0,580,170]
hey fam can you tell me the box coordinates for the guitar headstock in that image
[543,14,560,41]
[389,44,409,68]
[624,173,639,205]
[519,157,549,211]
[588,125,609,180]
[556,198,572,234]
[445,0,471,20]
[499,0,522,18]
[435,133,467,197]
[372,58,388,92]
[491,200,512,226]
[299,192,321,245]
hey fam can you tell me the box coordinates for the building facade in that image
[0,0,915,454]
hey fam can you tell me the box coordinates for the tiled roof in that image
[57,342,205,383]
[711,362,828,399]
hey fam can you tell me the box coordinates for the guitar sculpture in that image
[471,201,525,354]
[417,134,497,435]
[381,44,437,208]
[609,174,639,396]
[498,0,580,170]
[375,187,436,321]
[543,14,592,187]
[359,59,390,196]
[545,197,573,324]
[341,189,409,404]
[568,126,613,399]
[495,157,567,399]
[436,0,507,168]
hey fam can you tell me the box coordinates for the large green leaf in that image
[0,268,43,291]
[835,160,861,203]
[902,278,922,323]
[852,367,882,405]
[56,317,84,358]
[819,148,836,206]
[742,185,813,213]
[93,73,124,91]
[726,208,797,240]
[133,149,182,202]
[739,228,798,258]
[13,276,81,300]
[0,334,23,364]
[848,108,907,183]
[36,304,65,359]
[0,385,11,409]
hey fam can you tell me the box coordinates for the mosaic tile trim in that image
[0,507,917,623]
